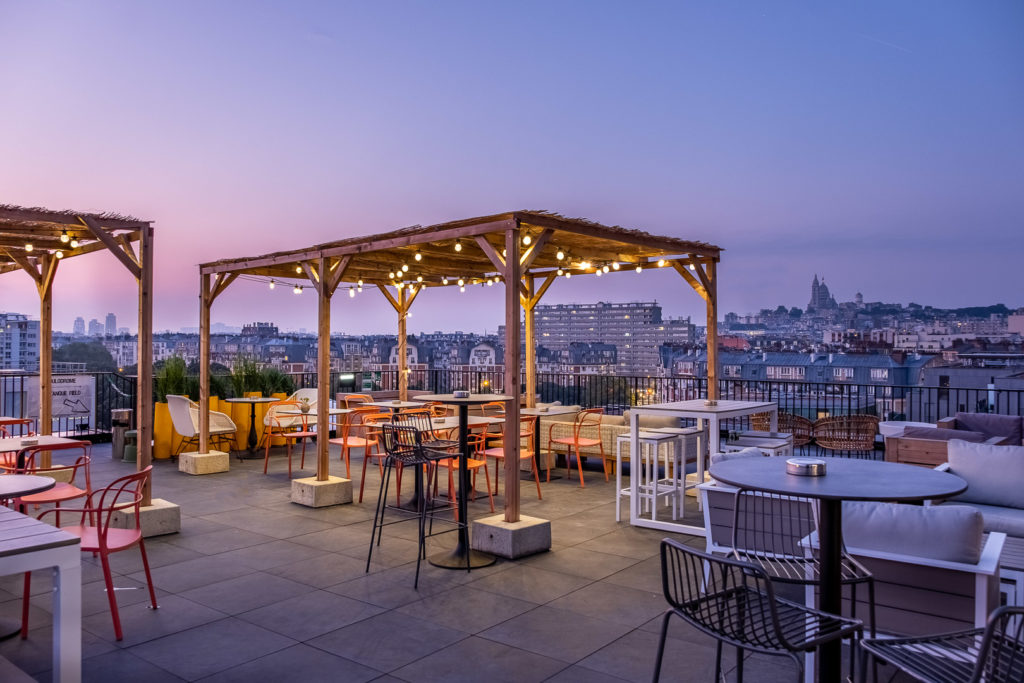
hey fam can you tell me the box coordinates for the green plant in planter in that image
[230,357,264,397]
[260,367,295,396]
[156,356,194,402]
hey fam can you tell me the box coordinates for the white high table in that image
[627,400,777,535]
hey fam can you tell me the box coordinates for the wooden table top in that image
[0,435,81,454]
[0,500,79,559]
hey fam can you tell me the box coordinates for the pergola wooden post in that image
[520,272,556,410]
[198,271,238,450]
[672,256,720,400]
[378,283,420,402]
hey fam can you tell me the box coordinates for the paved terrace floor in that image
[1,443,876,682]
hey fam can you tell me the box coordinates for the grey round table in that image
[709,457,967,683]
[0,474,57,499]
[416,394,514,570]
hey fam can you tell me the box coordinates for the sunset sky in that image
[2,1,1021,334]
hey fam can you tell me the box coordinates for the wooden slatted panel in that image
[0,507,78,557]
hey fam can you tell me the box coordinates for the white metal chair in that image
[166,394,237,457]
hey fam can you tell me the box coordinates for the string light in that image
[416,275,423,282]
[595,269,603,277]
[293,285,302,294]
[269,279,276,290]
[522,234,532,245]
[401,263,409,272]
[612,262,620,271]
[60,229,69,244]
[556,249,565,260]
[348,288,356,298]
[486,279,493,286]
[454,240,463,252]
[656,259,666,267]
[457,278,465,287]
[55,250,64,259]
[459,285,465,292]
[689,263,697,271]
[389,271,396,279]
[414,251,422,261]
[70,237,79,248]
[602,264,610,273]
[357,284,363,293]
[24,243,33,252]
[565,271,572,279]
[557,268,564,276]
[579,261,591,270]
[442,276,449,285]
[357,279,363,287]
[295,265,303,274]
[636,265,643,273]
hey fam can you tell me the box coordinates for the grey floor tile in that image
[30,574,163,619]
[165,527,276,555]
[208,508,336,539]
[479,606,634,663]
[543,664,631,682]
[576,628,719,682]
[468,565,592,604]
[82,649,185,683]
[129,617,295,681]
[178,572,314,615]
[237,590,385,640]
[101,540,204,575]
[307,611,466,673]
[213,539,329,571]
[265,551,372,588]
[393,635,566,682]
[576,528,665,560]
[548,582,666,628]
[326,564,462,610]
[600,555,663,593]
[0,623,117,675]
[130,554,257,594]
[396,586,535,633]
[517,546,640,580]
[290,524,376,553]
[82,594,226,648]
[197,643,382,683]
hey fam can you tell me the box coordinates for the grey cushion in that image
[602,415,626,427]
[902,426,987,442]
[843,501,984,564]
[948,439,1024,509]
[955,412,1023,444]
[536,401,562,409]
[622,410,682,429]
[710,447,763,465]
[944,501,1024,537]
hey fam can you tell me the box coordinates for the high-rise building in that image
[105,313,116,336]
[88,319,104,337]
[72,316,86,336]
[532,301,694,372]
[0,312,40,370]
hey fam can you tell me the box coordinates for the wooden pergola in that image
[199,211,721,521]
[0,204,155,502]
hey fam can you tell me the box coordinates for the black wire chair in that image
[731,488,877,679]
[655,539,863,683]
[392,410,459,452]
[366,423,455,588]
[858,605,1024,683]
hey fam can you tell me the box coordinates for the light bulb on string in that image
[522,233,532,245]
[565,271,572,279]
[349,288,355,298]
[595,269,602,277]
[269,280,276,290]
[657,259,666,267]
[70,237,79,248]
[486,279,493,286]
[602,264,610,273]
[401,263,409,272]
[454,240,462,252]
[357,279,363,287]
[389,271,395,279]
[556,249,565,260]
[689,263,697,271]
[414,251,422,262]
[457,278,465,287]
[612,262,620,270]
[459,285,465,292]
[55,250,64,259]
[60,229,69,244]
[442,276,449,285]
[635,265,643,273]
[24,243,33,252]
[557,268,564,276]
[293,285,302,294]
[295,265,303,274]
[416,275,423,282]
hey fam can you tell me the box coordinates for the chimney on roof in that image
[762,351,768,362]
[828,353,834,363]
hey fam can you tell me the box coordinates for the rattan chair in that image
[812,415,880,456]
[858,605,1024,683]
[752,412,814,447]
[655,539,862,683]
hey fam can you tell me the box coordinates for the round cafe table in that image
[709,457,966,683]
[225,397,279,459]
[0,474,57,499]
[415,393,514,570]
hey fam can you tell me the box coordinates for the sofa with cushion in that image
[935,438,1024,538]
[884,411,1018,467]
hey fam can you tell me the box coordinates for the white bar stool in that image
[616,431,690,523]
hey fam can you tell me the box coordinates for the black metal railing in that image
[0,371,137,437]
[3,368,1021,440]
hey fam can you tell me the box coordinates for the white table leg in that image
[770,409,778,433]
[53,551,81,683]
[615,439,623,522]
[629,413,640,524]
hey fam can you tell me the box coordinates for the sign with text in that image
[26,374,96,430]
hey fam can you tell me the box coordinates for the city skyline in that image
[1,2,1021,334]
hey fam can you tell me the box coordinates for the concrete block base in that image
[178,450,230,475]
[291,476,352,508]
[110,498,181,537]
[471,514,551,559]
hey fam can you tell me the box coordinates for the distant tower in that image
[105,313,116,336]
[855,292,864,307]
[72,316,85,336]
[807,275,820,312]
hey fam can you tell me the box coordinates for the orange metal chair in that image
[433,433,494,514]
[344,393,373,408]
[484,415,541,500]
[32,467,158,641]
[263,400,316,478]
[548,408,606,487]
[332,410,391,503]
